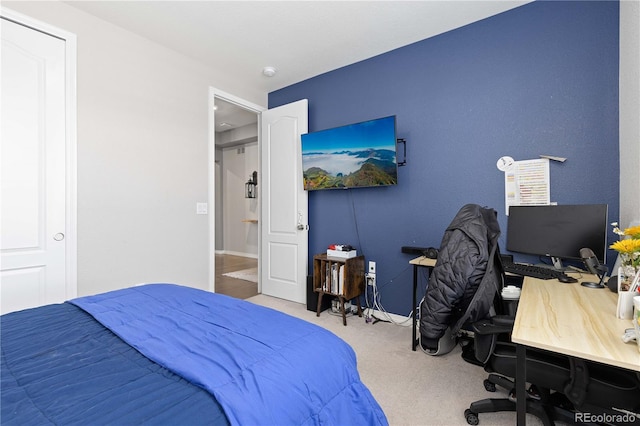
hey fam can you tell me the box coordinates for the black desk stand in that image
[410,257,436,351]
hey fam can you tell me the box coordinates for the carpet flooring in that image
[246,294,545,426]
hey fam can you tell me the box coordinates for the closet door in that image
[1,15,72,313]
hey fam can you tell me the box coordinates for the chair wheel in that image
[465,409,479,425]
[483,379,496,392]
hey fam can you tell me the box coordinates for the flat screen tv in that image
[301,116,397,191]
[506,204,608,270]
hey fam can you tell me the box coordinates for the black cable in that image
[348,189,364,253]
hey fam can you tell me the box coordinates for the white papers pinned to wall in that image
[502,158,550,214]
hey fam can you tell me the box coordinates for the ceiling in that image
[214,98,260,133]
[63,1,531,135]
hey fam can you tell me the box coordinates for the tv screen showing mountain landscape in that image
[301,116,398,191]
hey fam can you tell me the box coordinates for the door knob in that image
[53,233,65,241]
[297,211,308,230]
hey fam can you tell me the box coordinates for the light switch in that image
[196,202,208,215]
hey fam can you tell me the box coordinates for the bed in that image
[1,283,387,425]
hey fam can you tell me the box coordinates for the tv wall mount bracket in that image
[396,138,406,166]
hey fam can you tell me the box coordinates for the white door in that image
[260,100,308,303]
[1,16,71,313]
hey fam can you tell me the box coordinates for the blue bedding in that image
[1,302,228,425]
[2,283,387,425]
[70,284,387,426]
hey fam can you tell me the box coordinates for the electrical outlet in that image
[368,261,376,274]
[367,273,376,288]
[196,202,208,215]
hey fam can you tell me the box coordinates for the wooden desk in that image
[511,274,640,424]
[410,256,437,351]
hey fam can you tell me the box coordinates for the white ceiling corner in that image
[61,1,532,140]
[63,0,531,96]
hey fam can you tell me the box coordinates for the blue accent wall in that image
[269,1,620,315]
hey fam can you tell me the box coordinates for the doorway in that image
[210,89,264,298]
[208,91,308,304]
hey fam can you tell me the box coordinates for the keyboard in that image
[502,263,569,280]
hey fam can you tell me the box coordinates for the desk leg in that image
[412,264,418,351]
[516,344,526,426]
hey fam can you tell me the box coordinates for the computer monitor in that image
[506,204,608,270]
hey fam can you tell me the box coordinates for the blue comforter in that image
[70,284,387,426]
[1,302,228,425]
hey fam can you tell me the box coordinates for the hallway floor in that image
[215,254,258,299]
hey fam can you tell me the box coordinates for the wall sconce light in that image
[245,171,258,199]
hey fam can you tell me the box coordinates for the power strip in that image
[362,307,411,325]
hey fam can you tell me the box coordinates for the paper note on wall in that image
[504,158,550,214]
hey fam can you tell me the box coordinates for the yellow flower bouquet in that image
[610,223,640,291]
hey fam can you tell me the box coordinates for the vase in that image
[618,264,640,292]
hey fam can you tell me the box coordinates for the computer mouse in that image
[558,275,578,283]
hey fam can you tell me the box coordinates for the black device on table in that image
[506,204,608,271]
[502,262,578,282]
[504,204,608,284]
[579,247,608,288]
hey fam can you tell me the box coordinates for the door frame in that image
[1,7,78,300]
[208,87,265,293]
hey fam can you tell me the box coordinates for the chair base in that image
[465,374,583,426]
[465,396,582,426]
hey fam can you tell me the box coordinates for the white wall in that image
[221,143,260,257]
[620,0,640,229]
[4,1,267,296]
[215,156,224,251]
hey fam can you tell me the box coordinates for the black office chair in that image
[419,204,503,356]
[462,314,640,425]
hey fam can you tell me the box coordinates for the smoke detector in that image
[262,66,277,77]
